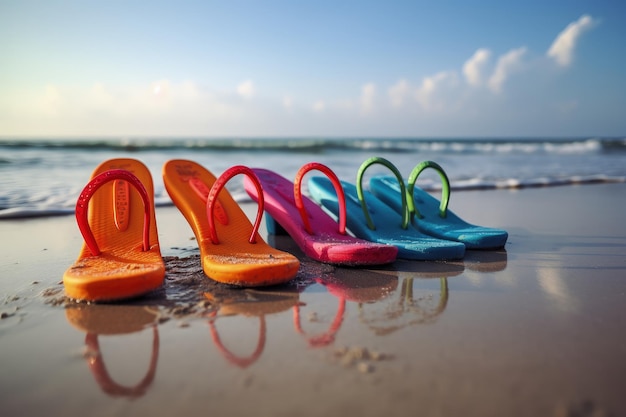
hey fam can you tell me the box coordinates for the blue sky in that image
[1,0,625,137]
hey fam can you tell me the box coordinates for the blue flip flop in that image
[370,160,508,250]
[308,157,465,261]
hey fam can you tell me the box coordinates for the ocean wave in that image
[1,137,624,155]
[2,174,623,220]
[2,136,625,219]
[445,174,626,191]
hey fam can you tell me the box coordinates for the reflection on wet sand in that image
[208,315,265,368]
[294,267,399,348]
[65,305,160,397]
[204,289,300,368]
[359,278,449,336]
[356,259,463,335]
[294,295,345,348]
[463,248,508,272]
[61,236,487,383]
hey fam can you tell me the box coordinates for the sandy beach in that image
[1,183,625,417]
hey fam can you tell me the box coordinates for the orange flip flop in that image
[63,159,165,301]
[162,159,300,286]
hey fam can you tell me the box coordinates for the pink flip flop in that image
[244,163,398,266]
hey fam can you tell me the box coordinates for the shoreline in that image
[2,176,626,220]
[2,184,626,417]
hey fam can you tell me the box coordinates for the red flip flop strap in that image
[294,162,347,235]
[207,165,264,245]
[85,326,159,397]
[209,316,266,368]
[76,169,151,256]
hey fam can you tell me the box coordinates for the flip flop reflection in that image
[358,277,449,335]
[204,288,300,368]
[356,259,463,335]
[294,269,399,347]
[293,295,346,348]
[65,304,160,398]
[463,247,508,272]
[62,234,472,377]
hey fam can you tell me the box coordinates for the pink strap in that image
[293,162,347,235]
[293,298,346,347]
[207,165,264,245]
[76,169,151,256]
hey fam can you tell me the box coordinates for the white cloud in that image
[333,98,355,111]
[415,71,458,110]
[38,85,65,116]
[488,47,527,93]
[282,95,294,111]
[178,80,203,100]
[388,79,410,108]
[312,100,325,112]
[1,80,251,136]
[236,79,255,99]
[463,48,491,86]
[360,83,376,113]
[547,14,596,67]
[0,10,609,138]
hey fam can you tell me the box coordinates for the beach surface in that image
[1,184,625,417]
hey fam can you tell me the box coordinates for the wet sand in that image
[1,184,625,417]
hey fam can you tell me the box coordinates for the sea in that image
[1,137,625,219]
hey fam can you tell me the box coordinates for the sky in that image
[1,0,625,138]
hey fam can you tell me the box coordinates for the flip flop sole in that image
[309,176,465,260]
[163,160,299,286]
[245,167,397,266]
[371,176,508,249]
[63,159,165,301]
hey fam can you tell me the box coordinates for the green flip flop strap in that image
[407,160,450,219]
[356,156,411,230]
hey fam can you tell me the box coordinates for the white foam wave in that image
[3,175,623,219]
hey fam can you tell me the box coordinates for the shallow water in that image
[1,137,625,217]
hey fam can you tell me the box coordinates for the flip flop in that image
[243,163,398,265]
[162,160,299,286]
[370,160,508,249]
[308,157,465,260]
[65,305,160,397]
[63,158,165,301]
